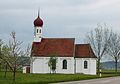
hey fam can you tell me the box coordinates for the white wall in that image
[76,58,96,75]
[89,58,96,75]
[23,67,26,73]
[31,57,96,75]
[33,27,42,42]
[31,57,75,74]
[56,57,74,74]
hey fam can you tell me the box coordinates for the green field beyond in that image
[0,71,119,84]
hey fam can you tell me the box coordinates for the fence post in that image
[99,69,102,77]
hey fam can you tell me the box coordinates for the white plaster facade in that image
[34,26,42,42]
[76,58,96,75]
[23,66,26,73]
[31,57,75,74]
[30,57,96,75]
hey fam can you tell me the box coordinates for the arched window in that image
[63,60,67,69]
[37,29,39,33]
[84,61,88,69]
[39,29,41,33]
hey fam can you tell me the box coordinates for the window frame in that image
[37,29,39,33]
[39,29,41,33]
[84,60,88,69]
[62,59,67,69]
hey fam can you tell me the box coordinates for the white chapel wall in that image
[31,57,74,74]
[56,57,74,74]
[76,58,96,75]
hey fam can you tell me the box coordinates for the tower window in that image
[40,29,41,33]
[84,60,88,69]
[37,29,39,33]
[63,59,67,69]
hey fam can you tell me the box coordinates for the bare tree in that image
[0,39,3,71]
[107,32,120,73]
[20,44,31,67]
[0,32,30,81]
[0,39,3,57]
[0,32,23,81]
[86,24,111,74]
[8,32,23,81]
[0,40,9,77]
[1,45,10,78]
[0,32,31,81]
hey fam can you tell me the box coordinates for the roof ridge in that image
[43,38,75,39]
[75,44,89,45]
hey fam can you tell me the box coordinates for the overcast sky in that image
[0,0,120,50]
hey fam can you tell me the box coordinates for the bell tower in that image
[33,11,43,42]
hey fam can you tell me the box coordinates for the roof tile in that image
[75,44,96,58]
[31,38,75,57]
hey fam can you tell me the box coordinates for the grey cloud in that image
[0,0,120,49]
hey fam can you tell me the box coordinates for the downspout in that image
[30,43,33,73]
[73,39,76,74]
[30,52,32,73]
[89,44,91,74]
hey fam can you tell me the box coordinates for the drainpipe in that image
[73,39,76,74]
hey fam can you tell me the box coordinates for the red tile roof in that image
[31,38,75,57]
[31,38,96,58]
[75,44,96,58]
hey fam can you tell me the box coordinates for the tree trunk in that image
[97,58,100,74]
[13,67,16,81]
[115,58,117,73]
[0,63,1,71]
[4,64,7,78]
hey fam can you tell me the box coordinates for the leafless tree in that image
[0,39,3,56]
[86,24,112,74]
[0,40,9,77]
[20,44,31,67]
[107,32,120,73]
[0,39,3,71]
[1,45,9,78]
[9,32,23,81]
[0,32,23,81]
[0,32,30,81]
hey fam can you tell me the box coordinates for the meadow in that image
[0,71,119,84]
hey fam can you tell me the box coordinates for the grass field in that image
[0,71,119,84]
[102,70,120,73]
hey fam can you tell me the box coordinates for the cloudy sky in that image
[0,0,120,49]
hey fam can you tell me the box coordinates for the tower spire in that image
[38,8,40,17]
[33,9,43,42]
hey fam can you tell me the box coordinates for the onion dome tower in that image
[33,11,43,42]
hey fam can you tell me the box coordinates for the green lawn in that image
[101,70,120,74]
[0,71,119,84]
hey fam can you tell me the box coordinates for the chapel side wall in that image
[31,57,50,73]
[76,58,82,73]
[76,58,96,75]
[31,57,75,74]
[56,57,74,74]
[89,58,96,75]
